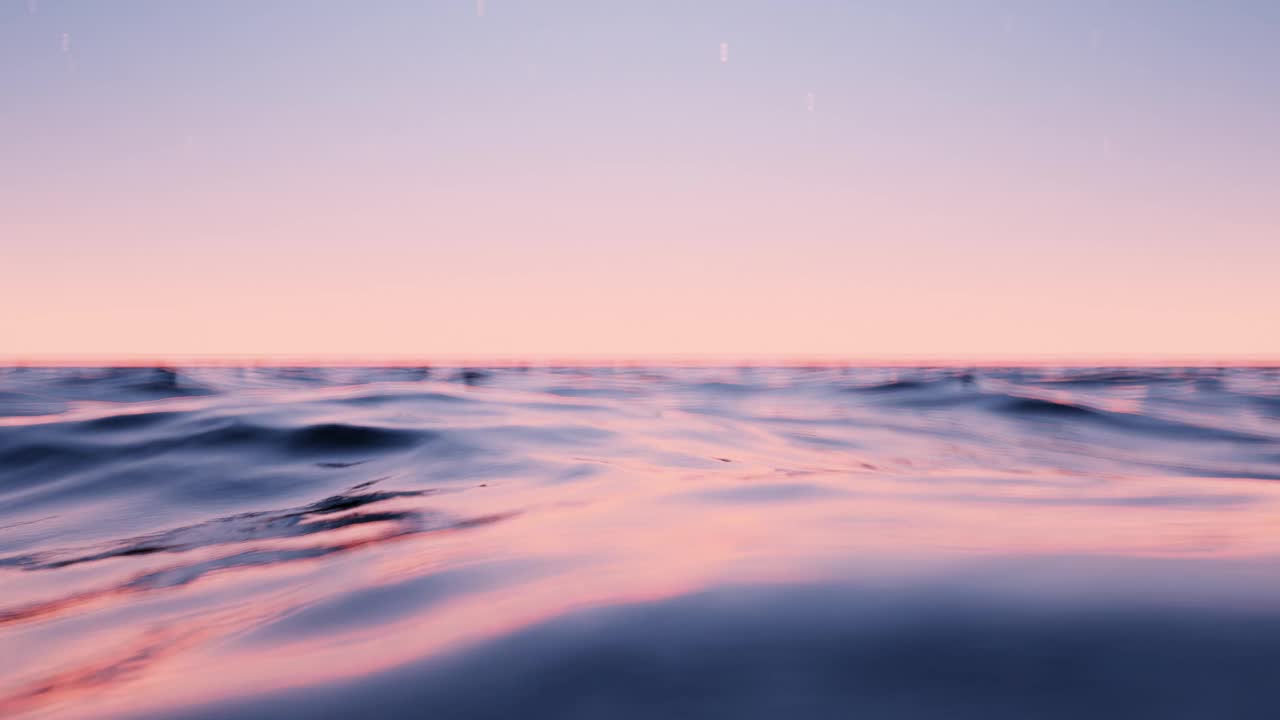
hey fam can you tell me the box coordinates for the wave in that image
[136,575,1280,720]
[0,481,515,628]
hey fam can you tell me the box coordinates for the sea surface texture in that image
[2,365,1279,719]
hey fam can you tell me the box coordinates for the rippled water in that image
[2,366,1279,719]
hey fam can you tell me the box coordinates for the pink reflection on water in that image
[21,463,1280,719]
[2,368,1279,717]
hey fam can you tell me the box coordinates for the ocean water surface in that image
[2,365,1279,719]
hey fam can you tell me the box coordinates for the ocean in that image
[2,365,1279,718]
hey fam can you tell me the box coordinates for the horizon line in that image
[2,354,1278,368]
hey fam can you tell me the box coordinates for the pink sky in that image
[2,1,1277,360]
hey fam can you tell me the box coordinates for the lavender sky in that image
[2,0,1277,359]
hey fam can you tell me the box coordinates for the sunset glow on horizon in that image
[3,0,1278,359]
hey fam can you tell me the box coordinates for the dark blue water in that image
[2,366,1279,719]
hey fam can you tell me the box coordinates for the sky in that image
[1,0,1277,360]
